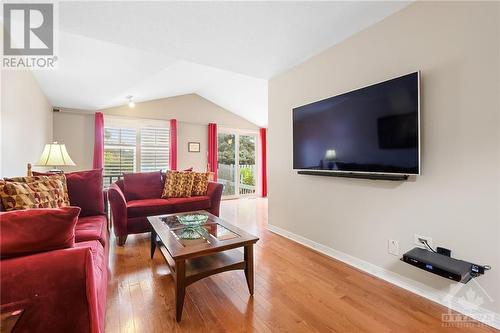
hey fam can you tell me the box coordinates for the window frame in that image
[103,116,170,181]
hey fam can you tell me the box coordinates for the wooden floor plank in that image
[106,198,498,333]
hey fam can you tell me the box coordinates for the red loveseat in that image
[0,169,108,333]
[108,171,223,245]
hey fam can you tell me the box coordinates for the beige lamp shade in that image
[36,142,76,166]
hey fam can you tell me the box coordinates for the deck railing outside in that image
[103,175,123,189]
[218,164,256,196]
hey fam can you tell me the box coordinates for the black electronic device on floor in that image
[401,247,489,284]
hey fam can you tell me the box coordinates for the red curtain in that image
[260,128,267,197]
[92,112,104,169]
[169,119,177,170]
[208,123,218,181]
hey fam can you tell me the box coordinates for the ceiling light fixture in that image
[126,95,135,108]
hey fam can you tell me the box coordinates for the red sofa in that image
[108,171,223,245]
[0,169,108,333]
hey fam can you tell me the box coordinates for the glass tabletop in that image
[149,211,259,258]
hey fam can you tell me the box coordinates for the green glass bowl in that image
[179,227,203,240]
[177,214,209,226]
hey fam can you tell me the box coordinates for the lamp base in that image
[48,169,64,174]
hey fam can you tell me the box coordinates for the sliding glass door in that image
[218,130,258,198]
[217,133,237,197]
[238,135,256,196]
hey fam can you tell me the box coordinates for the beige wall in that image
[100,94,259,130]
[54,94,259,172]
[1,70,53,177]
[269,1,500,318]
[53,111,94,172]
[177,122,207,171]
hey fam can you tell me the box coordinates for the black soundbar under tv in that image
[297,170,409,181]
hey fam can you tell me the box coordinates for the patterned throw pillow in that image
[0,176,70,211]
[4,175,70,206]
[191,172,210,196]
[161,171,195,198]
[0,180,5,210]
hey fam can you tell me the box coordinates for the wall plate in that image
[388,239,399,256]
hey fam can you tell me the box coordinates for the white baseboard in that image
[267,224,500,330]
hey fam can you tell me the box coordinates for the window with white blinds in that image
[104,127,137,187]
[103,121,170,187]
[140,127,170,172]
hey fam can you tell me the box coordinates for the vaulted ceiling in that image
[30,1,410,126]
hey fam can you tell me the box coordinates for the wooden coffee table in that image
[148,210,259,322]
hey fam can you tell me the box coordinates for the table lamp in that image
[34,142,76,173]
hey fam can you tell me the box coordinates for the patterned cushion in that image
[4,175,70,205]
[161,171,195,198]
[191,172,210,196]
[0,176,70,211]
[4,173,71,207]
[0,181,5,211]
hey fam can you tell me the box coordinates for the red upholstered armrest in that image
[108,182,128,237]
[206,182,223,217]
[0,246,102,333]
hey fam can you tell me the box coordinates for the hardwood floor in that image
[106,198,497,333]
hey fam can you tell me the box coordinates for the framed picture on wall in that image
[188,142,201,152]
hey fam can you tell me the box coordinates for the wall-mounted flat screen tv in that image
[293,72,420,175]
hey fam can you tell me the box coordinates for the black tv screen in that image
[293,72,420,175]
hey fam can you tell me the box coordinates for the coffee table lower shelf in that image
[158,245,247,285]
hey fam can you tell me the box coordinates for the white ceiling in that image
[31,1,410,127]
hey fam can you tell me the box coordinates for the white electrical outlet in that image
[388,239,399,256]
[414,234,433,248]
